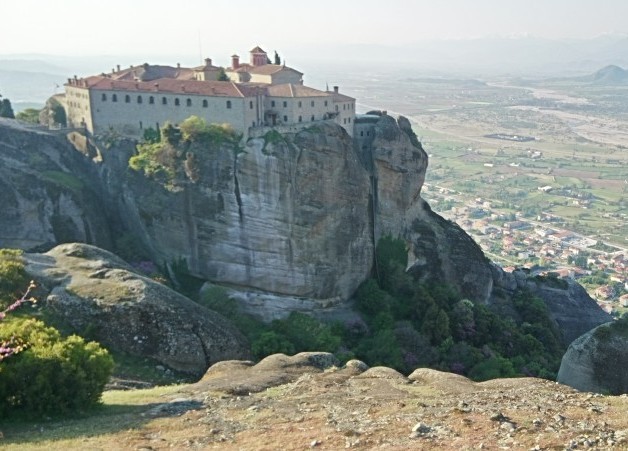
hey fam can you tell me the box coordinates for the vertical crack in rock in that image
[192,327,211,369]
[233,152,244,223]
[183,184,199,271]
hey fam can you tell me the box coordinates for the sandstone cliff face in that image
[557,320,628,394]
[24,243,250,376]
[0,119,111,251]
[112,123,373,301]
[0,116,611,343]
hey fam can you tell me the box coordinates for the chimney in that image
[231,54,240,70]
[111,68,115,73]
[333,86,339,93]
[177,62,181,68]
[67,78,72,85]
[204,57,212,67]
[116,64,120,72]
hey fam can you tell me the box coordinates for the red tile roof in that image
[250,46,266,54]
[79,76,256,97]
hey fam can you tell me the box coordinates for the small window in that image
[249,100,253,109]
[366,131,370,137]
[283,115,288,122]
[311,115,315,121]
[186,98,192,107]
[101,93,107,101]
[283,101,287,108]
[343,104,346,110]
[149,96,155,104]
[226,100,232,109]
[271,100,276,107]
[311,101,314,107]
[162,97,167,105]
[139,121,143,129]
[324,100,328,107]
[202,99,208,108]
[252,121,256,127]
[343,118,347,124]
[112,94,118,102]
[360,131,364,137]
[298,101,302,108]
[174,98,180,106]
[137,95,142,104]
[298,115,302,122]
[125,94,130,103]
[348,118,351,123]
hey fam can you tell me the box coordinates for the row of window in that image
[269,100,329,108]
[101,93,233,109]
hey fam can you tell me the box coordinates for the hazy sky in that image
[2,0,627,61]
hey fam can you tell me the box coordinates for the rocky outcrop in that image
[108,122,373,302]
[24,243,250,376]
[0,118,111,251]
[0,116,611,342]
[557,319,628,394]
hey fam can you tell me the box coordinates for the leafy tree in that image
[16,108,41,124]
[0,96,15,119]
[217,67,229,81]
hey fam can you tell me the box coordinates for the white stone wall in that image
[65,85,94,131]
[89,89,254,136]
[333,99,355,136]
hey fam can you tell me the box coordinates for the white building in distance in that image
[64,46,355,137]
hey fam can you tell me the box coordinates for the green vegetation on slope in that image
[198,236,565,382]
[129,116,241,187]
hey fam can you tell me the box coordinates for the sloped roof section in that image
[83,76,252,97]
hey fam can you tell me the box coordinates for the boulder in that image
[24,243,250,376]
[557,318,628,395]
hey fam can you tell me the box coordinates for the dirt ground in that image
[5,352,626,450]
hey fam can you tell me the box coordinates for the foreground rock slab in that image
[24,243,250,376]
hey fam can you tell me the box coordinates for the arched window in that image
[186,98,192,107]
[162,97,167,105]
[271,100,276,107]
[101,93,107,101]
[149,96,155,104]
[249,101,253,109]
[174,98,180,106]
[112,94,118,102]
[226,100,232,109]
[298,101,302,108]
[298,115,302,122]
[311,115,315,121]
[137,95,142,104]
[125,94,130,103]
[360,131,364,137]
[202,99,208,108]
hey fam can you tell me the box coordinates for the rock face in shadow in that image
[0,118,111,251]
[0,116,611,343]
[24,243,250,376]
[558,319,628,395]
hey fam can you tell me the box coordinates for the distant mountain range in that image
[2,34,628,107]
[590,64,628,84]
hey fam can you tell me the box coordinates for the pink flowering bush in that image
[0,281,37,361]
[0,277,113,418]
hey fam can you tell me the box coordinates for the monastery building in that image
[63,46,355,137]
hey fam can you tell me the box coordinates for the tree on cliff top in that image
[0,95,15,119]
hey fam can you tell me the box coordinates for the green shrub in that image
[0,318,113,419]
[0,249,29,308]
